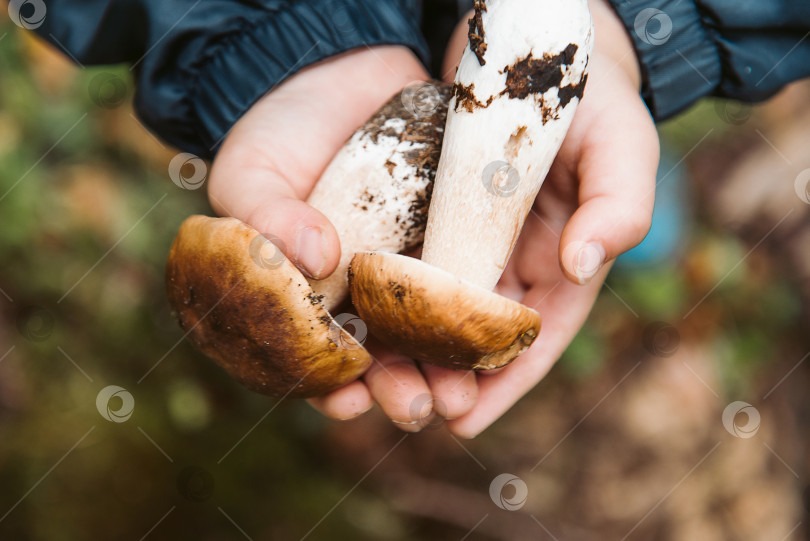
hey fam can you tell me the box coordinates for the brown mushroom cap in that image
[166,215,372,398]
[349,251,541,370]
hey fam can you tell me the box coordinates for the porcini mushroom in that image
[166,83,451,398]
[349,0,593,370]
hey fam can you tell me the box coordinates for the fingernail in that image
[419,412,445,430]
[336,403,375,421]
[295,227,326,279]
[392,419,424,433]
[573,241,606,284]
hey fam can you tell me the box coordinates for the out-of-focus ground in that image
[1,23,809,541]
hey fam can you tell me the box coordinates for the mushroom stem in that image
[306,82,451,310]
[421,0,592,290]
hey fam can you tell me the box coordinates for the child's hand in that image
[444,0,660,437]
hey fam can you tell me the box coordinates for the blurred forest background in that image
[2,18,810,541]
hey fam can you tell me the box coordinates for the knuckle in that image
[623,207,653,242]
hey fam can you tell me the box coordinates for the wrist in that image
[215,45,429,192]
[275,46,428,103]
[246,46,429,128]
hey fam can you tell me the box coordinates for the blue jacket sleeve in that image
[607,0,810,120]
[31,0,430,158]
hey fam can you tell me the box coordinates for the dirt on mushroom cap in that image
[166,216,372,398]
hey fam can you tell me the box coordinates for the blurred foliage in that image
[0,25,370,541]
[1,20,808,541]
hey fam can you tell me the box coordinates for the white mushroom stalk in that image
[422,0,592,288]
[308,82,450,310]
[349,0,593,370]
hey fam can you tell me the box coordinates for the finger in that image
[446,346,553,439]
[208,163,341,280]
[559,94,659,285]
[492,248,527,302]
[442,9,474,81]
[420,365,478,420]
[307,380,373,421]
[363,345,434,432]
[447,271,606,438]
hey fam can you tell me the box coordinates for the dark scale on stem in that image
[360,81,449,145]
[500,43,587,113]
[557,73,588,108]
[468,1,488,66]
[453,44,586,116]
[401,177,434,250]
[453,82,494,113]
[501,44,579,100]
[395,83,452,250]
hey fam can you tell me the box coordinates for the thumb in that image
[559,96,659,284]
[208,163,341,280]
